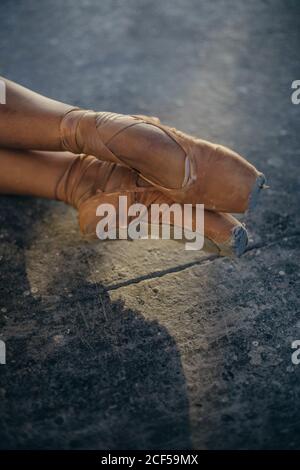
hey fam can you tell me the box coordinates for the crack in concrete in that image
[106,232,300,291]
[107,254,218,291]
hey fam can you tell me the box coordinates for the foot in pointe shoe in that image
[56,154,248,257]
[60,109,265,213]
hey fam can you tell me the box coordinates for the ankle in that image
[56,154,101,208]
[60,108,89,153]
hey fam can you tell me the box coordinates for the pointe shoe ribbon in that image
[60,109,137,166]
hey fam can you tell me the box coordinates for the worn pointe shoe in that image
[56,154,248,256]
[60,109,265,213]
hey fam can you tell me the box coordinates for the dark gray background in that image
[0,0,300,449]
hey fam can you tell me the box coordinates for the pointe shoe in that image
[56,154,248,256]
[60,109,265,213]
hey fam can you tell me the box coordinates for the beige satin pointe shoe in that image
[60,109,265,213]
[56,154,248,257]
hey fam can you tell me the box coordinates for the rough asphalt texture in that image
[0,0,300,450]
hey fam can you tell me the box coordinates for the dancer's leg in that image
[0,77,185,189]
[0,77,74,150]
[0,77,264,212]
[0,148,76,199]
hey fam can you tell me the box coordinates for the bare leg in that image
[0,147,76,199]
[0,77,75,150]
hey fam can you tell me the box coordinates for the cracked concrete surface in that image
[0,0,300,449]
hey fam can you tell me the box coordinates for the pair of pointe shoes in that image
[59,110,266,256]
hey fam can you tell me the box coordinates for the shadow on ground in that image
[0,197,191,449]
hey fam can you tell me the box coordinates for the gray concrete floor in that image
[0,0,300,449]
